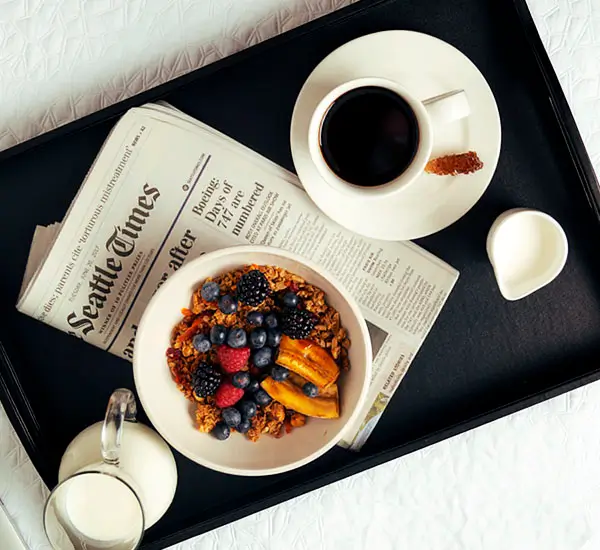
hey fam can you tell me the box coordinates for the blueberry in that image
[264,313,278,329]
[201,281,220,302]
[210,324,227,345]
[218,294,238,315]
[302,382,318,398]
[238,399,257,419]
[252,347,272,368]
[227,328,247,348]
[271,365,290,382]
[237,419,252,434]
[192,333,211,353]
[247,311,264,326]
[249,328,267,350]
[266,328,282,347]
[246,379,260,393]
[253,389,272,406]
[212,422,230,440]
[282,291,300,308]
[232,371,250,389]
[222,407,242,428]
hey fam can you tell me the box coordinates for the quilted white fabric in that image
[2,0,600,549]
[0,0,356,151]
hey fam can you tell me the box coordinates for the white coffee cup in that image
[307,77,470,198]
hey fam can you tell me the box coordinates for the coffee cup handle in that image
[422,90,470,126]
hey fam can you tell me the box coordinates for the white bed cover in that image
[2,1,600,548]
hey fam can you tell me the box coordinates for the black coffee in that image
[320,86,419,187]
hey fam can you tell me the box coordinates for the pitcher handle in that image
[101,388,137,466]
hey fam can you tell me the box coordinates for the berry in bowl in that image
[134,246,371,476]
[170,265,348,442]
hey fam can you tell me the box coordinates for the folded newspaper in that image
[17,103,458,450]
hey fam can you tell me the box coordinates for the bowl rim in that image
[133,245,372,476]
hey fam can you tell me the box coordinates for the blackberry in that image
[191,363,222,398]
[281,309,315,339]
[237,270,271,306]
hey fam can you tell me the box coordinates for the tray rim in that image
[2,0,600,547]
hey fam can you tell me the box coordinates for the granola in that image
[166,264,351,442]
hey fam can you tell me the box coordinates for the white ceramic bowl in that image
[133,246,372,476]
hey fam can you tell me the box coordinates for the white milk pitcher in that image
[44,389,177,549]
[487,209,568,300]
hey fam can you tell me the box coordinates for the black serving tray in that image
[2,0,600,547]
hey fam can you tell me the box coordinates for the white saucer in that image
[290,31,501,241]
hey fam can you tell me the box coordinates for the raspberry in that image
[215,382,244,408]
[236,270,271,306]
[217,345,250,373]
